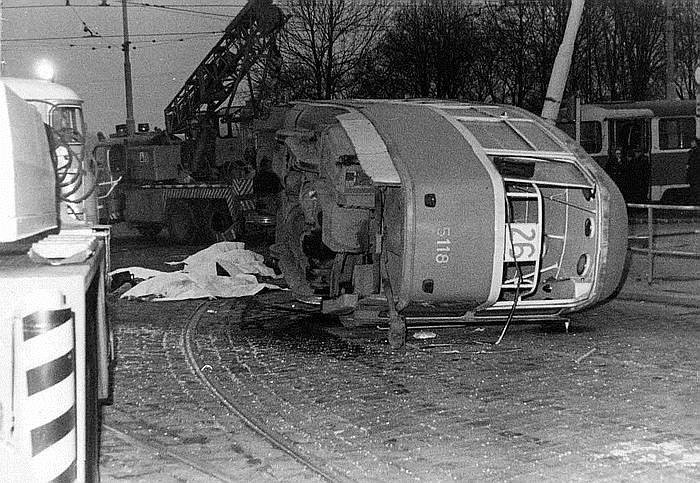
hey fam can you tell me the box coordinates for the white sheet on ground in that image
[109,266,169,280]
[116,242,282,301]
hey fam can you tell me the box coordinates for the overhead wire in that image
[68,3,100,38]
[124,1,235,19]
[67,2,122,50]
[2,30,225,42]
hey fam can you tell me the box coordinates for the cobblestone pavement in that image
[100,235,699,482]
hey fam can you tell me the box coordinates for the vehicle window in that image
[509,120,565,152]
[51,106,84,135]
[460,120,533,151]
[579,121,602,153]
[659,117,695,150]
[491,155,589,186]
[612,119,649,153]
[556,122,576,139]
[555,121,601,154]
[462,119,568,152]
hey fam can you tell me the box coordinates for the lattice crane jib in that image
[164,0,287,136]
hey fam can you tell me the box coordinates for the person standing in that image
[606,147,624,187]
[630,147,650,203]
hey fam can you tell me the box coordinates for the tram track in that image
[101,294,334,482]
[182,300,350,483]
[103,420,239,483]
[102,270,698,482]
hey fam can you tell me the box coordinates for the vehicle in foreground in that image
[257,99,628,327]
[1,78,109,482]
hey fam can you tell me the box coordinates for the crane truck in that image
[95,0,286,244]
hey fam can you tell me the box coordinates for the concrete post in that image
[541,0,586,124]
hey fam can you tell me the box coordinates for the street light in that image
[35,59,55,82]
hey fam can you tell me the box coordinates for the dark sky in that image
[1,1,248,134]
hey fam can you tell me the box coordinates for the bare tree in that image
[476,0,571,111]
[278,0,390,100]
[312,0,692,107]
[363,1,479,99]
[609,0,666,100]
[673,0,700,99]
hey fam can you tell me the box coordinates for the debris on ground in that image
[412,330,437,340]
[110,242,283,301]
[574,348,597,364]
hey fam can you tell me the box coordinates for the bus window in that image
[611,119,649,154]
[659,117,695,150]
[579,121,602,153]
[51,106,84,137]
[555,120,602,154]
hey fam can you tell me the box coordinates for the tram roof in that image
[585,99,695,119]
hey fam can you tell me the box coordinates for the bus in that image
[557,99,697,202]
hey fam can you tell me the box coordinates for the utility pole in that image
[665,0,675,100]
[121,0,135,136]
[541,0,585,124]
[0,0,4,76]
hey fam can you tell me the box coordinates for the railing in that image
[626,203,700,284]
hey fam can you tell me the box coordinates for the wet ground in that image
[99,231,699,482]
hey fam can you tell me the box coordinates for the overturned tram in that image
[257,100,628,326]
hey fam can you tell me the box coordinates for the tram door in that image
[609,118,651,202]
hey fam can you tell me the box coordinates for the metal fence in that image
[626,203,700,284]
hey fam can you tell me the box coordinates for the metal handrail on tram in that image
[626,202,700,284]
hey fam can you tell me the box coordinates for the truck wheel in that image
[167,201,197,244]
[193,200,235,243]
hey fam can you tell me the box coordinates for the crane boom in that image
[164,0,286,135]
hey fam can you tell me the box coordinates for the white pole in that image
[541,0,585,124]
[0,0,4,75]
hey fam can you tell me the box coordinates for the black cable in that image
[494,198,523,345]
[125,0,235,19]
[47,123,99,205]
[2,30,225,42]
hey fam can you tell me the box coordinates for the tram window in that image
[555,121,601,154]
[659,117,695,150]
[51,106,84,135]
[460,120,531,150]
[510,120,565,152]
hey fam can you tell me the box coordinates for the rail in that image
[626,203,700,284]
